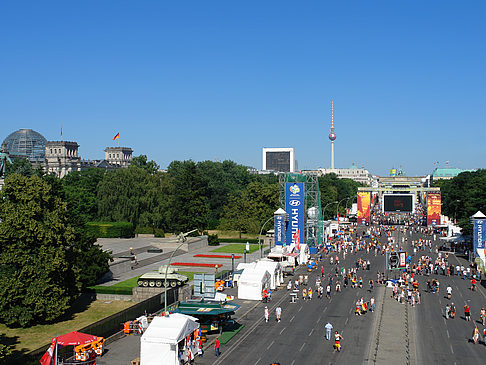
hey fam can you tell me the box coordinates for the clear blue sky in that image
[1,1,485,176]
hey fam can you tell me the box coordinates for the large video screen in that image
[383,194,413,212]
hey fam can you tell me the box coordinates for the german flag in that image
[112,133,120,140]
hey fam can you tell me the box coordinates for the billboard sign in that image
[427,193,441,226]
[357,192,371,225]
[473,218,486,256]
[274,214,286,246]
[193,273,216,299]
[285,183,305,248]
[383,194,413,213]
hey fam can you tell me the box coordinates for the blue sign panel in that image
[274,214,286,246]
[474,219,486,254]
[285,182,305,248]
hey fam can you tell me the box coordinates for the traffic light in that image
[389,252,399,269]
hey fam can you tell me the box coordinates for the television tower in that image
[329,100,336,169]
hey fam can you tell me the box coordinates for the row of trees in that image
[0,156,361,329]
[436,169,486,236]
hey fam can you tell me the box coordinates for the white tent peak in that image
[274,208,287,215]
[471,211,486,219]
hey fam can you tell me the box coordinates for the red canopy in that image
[55,331,98,346]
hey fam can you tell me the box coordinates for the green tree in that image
[4,157,34,177]
[130,155,160,175]
[319,174,361,219]
[167,160,210,232]
[0,174,78,327]
[220,181,279,235]
[62,168,106,223]
[440,169,486,235]
[197,160,251,227]
[97,166,169,230]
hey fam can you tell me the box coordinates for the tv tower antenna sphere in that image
[329,100,336,141]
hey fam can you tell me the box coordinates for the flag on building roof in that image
[112,133,120,140]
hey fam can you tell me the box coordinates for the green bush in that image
[86,285,133,295]
[134,226,165,237]
[208,233,220,246]
[218,238,259,244]
[86,222,134,238]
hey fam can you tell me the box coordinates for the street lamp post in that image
[164,240,187,316]
[336,197,348,231]
[258,216,274,258]
[323,201,338,244]
[258,209,287,258]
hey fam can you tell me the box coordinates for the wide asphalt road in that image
[201,228,388,365]
[409,235,486,363]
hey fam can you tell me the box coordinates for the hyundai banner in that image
[285,182,305,249]
[274,214,286,246]
[474,218,486,256]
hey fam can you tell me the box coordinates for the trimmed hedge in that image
[218,238,259,244]
[134,226,165,237]
[86,221,134,238]
[86,285,133,295]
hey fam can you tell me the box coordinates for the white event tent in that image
[255,259,282,289]
[237,267,271,300]
[140,313,199,365]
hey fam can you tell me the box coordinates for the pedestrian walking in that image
[215,337,221,357]
[325,322,333,340]
[275,306,282,322]
[264,306,269,322]
[370,297,375,312]
[465,304,471,321]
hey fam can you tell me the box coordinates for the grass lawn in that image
[0,297,134,354]
[211,243,266,254]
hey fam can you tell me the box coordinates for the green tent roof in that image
[172,301,240,316]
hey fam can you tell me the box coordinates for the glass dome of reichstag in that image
[1,129,47,162]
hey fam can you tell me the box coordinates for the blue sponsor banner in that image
[285,182,305,247]
[274,214,286,246]
[474,219,486,254]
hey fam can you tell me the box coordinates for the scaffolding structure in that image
[279,173,324,248]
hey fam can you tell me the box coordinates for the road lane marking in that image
[267,340,274,350]
[323,307,327,312]
[450,344,454,354]
[317,316,322,323]
[280,327,286,335]
[255,358,261,365]
[299,342,306,352]
[446,329,450,338]
[349,308,353,314]
[298,306,302,312]
[345,317,349,325]
[290,315,295,322]
[291,360,295,365]
[308,329,314,336]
